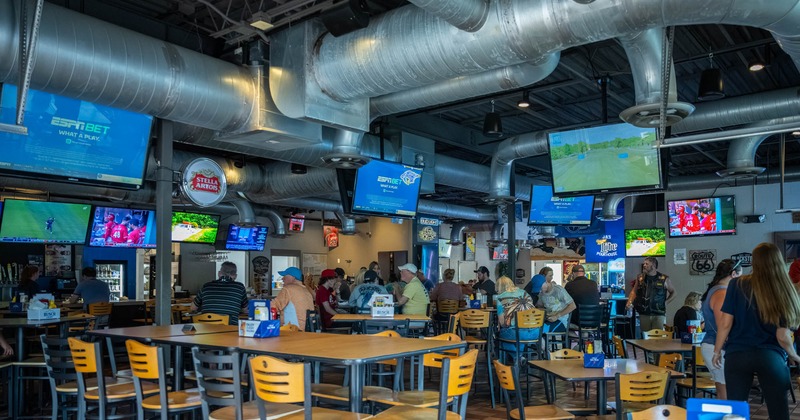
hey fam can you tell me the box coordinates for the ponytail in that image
[701,259,740,301]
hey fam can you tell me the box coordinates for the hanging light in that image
[697,53,724,101]
[483,100,503,138]
[748,45,770,72]
[517,91,531,108]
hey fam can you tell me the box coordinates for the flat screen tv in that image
[171,211,220,244]
[288,217,305,232]
[0,199,92,244]
[351,160,423,218]
[528,185,595,226]
[225,224,268,251]
[668,195,736,238]
[0,84,153,189]
[548,122,662,196]
[625,228,666,257]
[492,244,509,261]
[87,206,156,248]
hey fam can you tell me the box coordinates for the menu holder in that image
[369,294,395,318]
[583,353,604,368]
[182,324,196,333]
[239,320,280,338]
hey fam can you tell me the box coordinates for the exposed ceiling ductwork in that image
[716,116,800,178]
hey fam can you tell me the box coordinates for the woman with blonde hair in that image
[713,243,800,420]
[495,276,536,351]
[673,291,703,335]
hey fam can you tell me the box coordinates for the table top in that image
[148,330,465,365]
[530,358,684,381]
[626,339,694,353]
[88,324,237,339]
[0,314,95,327]
[332,314,430,322]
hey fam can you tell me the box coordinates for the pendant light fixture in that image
[697,53,724,101]
[517,91,531,108]
[483,100,503,138]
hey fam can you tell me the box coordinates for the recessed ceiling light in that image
[266,140,280,144]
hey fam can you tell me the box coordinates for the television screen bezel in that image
[527,184,595,226]
[0,84,154,190]
[0,198,92,245]
[86,205,156,249]
[667,195,737,238]
[224,224,268,251]
[624,227,667,258]
[350,159,423,219]
[170,211,221,244]
[546,122,664,197]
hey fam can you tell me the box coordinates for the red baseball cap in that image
[321,269,337,279]
[789,260,800,284]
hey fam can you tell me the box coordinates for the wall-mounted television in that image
[625,228,666,257]
[492,244,509,261]
[87,206,156,248]
[288,217,305,232]
[0,199,92,244]
[351,160,423,218]
[225,224,268,251]
[171,211,220,244]
[668,195,736,238]
[548,122,662,196]
[528,185,595,226]
[0,84,153,189]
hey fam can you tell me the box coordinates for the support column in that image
[155,119,173,326]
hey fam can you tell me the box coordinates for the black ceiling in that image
[44,0,800,207]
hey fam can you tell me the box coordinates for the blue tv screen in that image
[0,84,153,189]
[225,224,269,251]
[548,122,662,196]
[0,199,92,244]
[87,206,156,248]
[352,160,423,218]
[528,185,595,226]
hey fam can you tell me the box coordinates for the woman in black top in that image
[673,291,702,335]
[16,265,41,300]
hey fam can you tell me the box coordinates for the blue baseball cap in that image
[278,266,303,280]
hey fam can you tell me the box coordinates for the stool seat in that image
[209,401,304,420]
[312,383,393,401]
[55,376,125,392]
[369,390,454,407]
[675,377,716,390]
[85,381,161,400]
[13,356,46,366]
[279,407,373,420]
[141,388,202,410]
[510,404,575,420]
[372,405,461,419]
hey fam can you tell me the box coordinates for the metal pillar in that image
[155,119,173,326]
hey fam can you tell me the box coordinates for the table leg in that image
[349,364,363,413]
[174,345,183,391]
[597,380,607,414]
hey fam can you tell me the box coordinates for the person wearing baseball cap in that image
[473,266,496,307]
[349,269,387,313]
[395,263,430,315]
[272,266,315,330]
[316,269,340,329]
[335,267,351,301]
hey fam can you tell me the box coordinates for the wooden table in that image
[530,358,684,414]
[626,339,694,363]
[332,314,430,322]
[145,329,465,412]
[0,315,96,362]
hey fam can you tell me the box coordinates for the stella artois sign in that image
[181,158,227,207]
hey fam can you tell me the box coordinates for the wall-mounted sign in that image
[323,225,339,248]
[690,249,717,275]
[415,215,439,244]
[464,232,476,261]
[730,252,752,268]
[585,207,624,263]
[181,158,227,207]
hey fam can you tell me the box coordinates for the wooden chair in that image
[657,353,683,404]
[642,329,670,339]
[610,371,670,419]
[548,348,589,403]
[280,324,301,332]
[132,300,156,325]
[371,349,479,420]
[192,347,302,420]
[613,336,628,359]
[493,359,574,420]
[249,355,371,420]
[41,335,83,419]
[675,346,715,403]
[663,325,676,339]
[457,309,496,407]
[192,313,230,325]
[88,302,113,329]
[125,339,202,419]
[626,404,686,420]
[360,319,410,337]
[69,336,149,419]
[435,299,460,334]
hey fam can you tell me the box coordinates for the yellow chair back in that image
[445,349,479,398]
[643,329,670,339]
[280,324,301,332]
[126,339,160,380]
[613,335,628,358]
[628,404,686,420]
[192,313,230,325]
[372,330,401,338]
[516,308,545,329]
[617,371,670,402]
[459,309,490,329]
[68,337,98,374]
[658,353,683,371]
[693,345,706,367]
[422,333,463,367]
[88,302,113,316]
[249,355,307,404]
[447,313,460,335]
[550,348,584,360]
[437,299,460,314]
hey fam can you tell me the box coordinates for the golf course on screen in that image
[549,124,661,194]
[0,200,92,243]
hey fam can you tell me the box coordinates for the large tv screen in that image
[87,206,156,248]
[548,122,662,196]
[0,199,92,244]
[352,160,423,218]
[668,195,736,238]
[171,212,220,244]
[0,84,153,189]
[625,228,666,257]
[225,224,268,251]
[528,185,595,226]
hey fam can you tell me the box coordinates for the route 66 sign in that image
[690,249,716,275]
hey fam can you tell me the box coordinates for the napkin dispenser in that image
[239,320,280,338]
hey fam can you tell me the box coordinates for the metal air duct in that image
[322,129,370,168]
[486,222,503,247]
[672,88,800,134]
[449,222,468,245]
[261,208,288,238]
[408,0,489,32]
[487,131,549,203]
[716,116,800,178]
[336,213,357,235]
[617,29,694,127]
[436,155,534,202]
[230,199,257,226]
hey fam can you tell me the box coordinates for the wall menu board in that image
[351,160,423,218]
[0,84,153,189]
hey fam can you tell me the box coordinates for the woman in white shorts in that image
[699,259,741,399]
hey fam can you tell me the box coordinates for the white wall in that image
[625,181,800,321]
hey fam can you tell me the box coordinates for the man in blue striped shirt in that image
[192,262,248,325]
